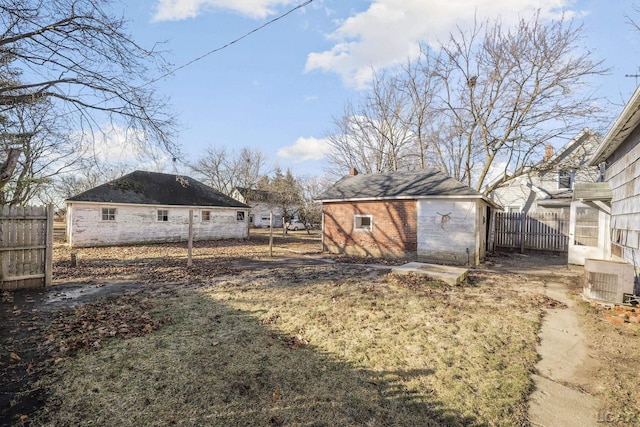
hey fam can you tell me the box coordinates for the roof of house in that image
[590,84,640,165]
[318,169,497,205]
[486,128,598,192]
[233,187,277,204]
[544,128,598,165]
[66,170,249,208]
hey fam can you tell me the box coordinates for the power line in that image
[146,0,314,87]
[37,0,314,118]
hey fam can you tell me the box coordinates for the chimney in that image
[349,167,358,176]
[543,145,553,162]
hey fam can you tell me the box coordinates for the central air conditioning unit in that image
[583,259,635,304]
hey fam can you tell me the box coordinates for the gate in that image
[0,205,53,290]
[493,211,569,253]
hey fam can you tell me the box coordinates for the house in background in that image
[318,168,500,266]
[489,128,601,214]
[66,171,249,247]
[230,187,284,228]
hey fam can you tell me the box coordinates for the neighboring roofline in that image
[590,84,640,165]
[319,194,501,209]
[544,127,593,164]
[65,200,249,210]
[484,128,595,191]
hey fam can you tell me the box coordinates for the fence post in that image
[45,204,53,286]
[520,213,526,254]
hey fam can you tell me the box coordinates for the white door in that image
[568,202,610,265]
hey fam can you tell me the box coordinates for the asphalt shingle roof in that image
[318,169,485,201]
[66,171,249,208]
[233,187,277,203]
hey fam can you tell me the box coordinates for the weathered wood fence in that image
[0,205,53,290]
[492,212,569,253]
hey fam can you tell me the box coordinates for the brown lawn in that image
[1,231,638,426]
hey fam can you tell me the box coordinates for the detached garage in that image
[318,169,499,266]
[66,170,249,247]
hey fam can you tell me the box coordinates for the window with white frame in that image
[102,208,116,221]
[354,214,373,231]
[558,170,572,189]
[157,209,169,222]
[201,210,211,222]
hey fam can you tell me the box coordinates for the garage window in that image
[201,210,211,222]
[102,208,116,221]
[157,209,169,222]
[237,211,245,221]
[354,215,373,231]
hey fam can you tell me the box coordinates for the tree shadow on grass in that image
[30,287,485,427]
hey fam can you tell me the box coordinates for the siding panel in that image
[68,203,248,247]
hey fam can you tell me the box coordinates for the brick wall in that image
[322,200,417,258]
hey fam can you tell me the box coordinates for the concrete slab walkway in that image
[528,278,601,427]
[391,262,468,285]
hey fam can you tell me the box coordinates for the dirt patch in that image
[0,289,51,424]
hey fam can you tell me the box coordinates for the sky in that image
[109,0,640,179]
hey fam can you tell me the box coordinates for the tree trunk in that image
[0,149,21,189]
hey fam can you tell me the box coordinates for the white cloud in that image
[73,124,170,170]
[153,0,299,21]
[277,136,331,161]
[305,0,577,88]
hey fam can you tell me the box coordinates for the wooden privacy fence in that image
[0,205,53,290]
[492,212,569,253]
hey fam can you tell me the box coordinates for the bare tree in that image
[190,146,267,195]
[0,0,176,190]
[325,13,607,193]
[297,175,330,232]
[433,13,607,193]
[0,99,86,205]
[324,71,416,177]
[53,160,131,206]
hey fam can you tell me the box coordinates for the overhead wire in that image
[150,0,314,87]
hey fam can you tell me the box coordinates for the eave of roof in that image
[590,84,640,165]
[318,169,502,209]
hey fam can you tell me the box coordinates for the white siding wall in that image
[250,203,284,228]
[606,137,640,265]
[417,199,479,265]
[67,202,248,247]
[490,178,539,212]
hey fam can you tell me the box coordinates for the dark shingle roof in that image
[318,169,486,201]
[66,171,249,208]
[233,187,277,203]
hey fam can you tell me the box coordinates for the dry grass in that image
[572,297,640,425]
[31,244,551,426]
[4,237,635,426]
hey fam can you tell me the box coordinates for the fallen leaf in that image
[10,352,21,361]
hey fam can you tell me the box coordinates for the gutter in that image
[590,84,640,165]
